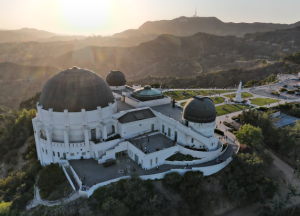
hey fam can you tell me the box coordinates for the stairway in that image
[65,166,80,190]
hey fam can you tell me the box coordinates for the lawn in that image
[250,98,278,106]
[180,96,225,106]
[164,90,234,101]
[224,92,253,99]
[216,104,250,116]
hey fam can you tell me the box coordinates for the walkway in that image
[26,185,79,210]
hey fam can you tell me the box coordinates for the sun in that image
[59,0,110,31]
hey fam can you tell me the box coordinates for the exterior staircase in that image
[65,166,80,190]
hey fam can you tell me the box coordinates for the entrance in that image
[151,124,154,131]
[115,151,124,158]
[134,154,139,164]
[174,131,177,142]
[63,153,66,159]
[91,129,96,140]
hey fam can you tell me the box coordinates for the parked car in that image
[293,84,299,87]
[292,77,299,80]
[283,85,288,87]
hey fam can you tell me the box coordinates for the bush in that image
[162,172,183,191]
[287,90,295,94]
[106,134,121,141]
[279,88,287,92]
[256,107,269,112]
[231,115,240,121]
[166,153,199,161]
[271,91,280,95]
[37,164,66,199]
[214,129,224,135]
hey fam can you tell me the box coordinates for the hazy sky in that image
[0,0,299,35]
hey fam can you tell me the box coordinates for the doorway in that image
[151,124,154,131]
[135,154,139,164]
[91,129,96,140]
[174,131,177,142]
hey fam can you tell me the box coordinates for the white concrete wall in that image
[110,85,126,90]
[188,121,215,137]
[118,117,159,138]
[124,96,171,108]
[80,157,233,198]
[62,166,76,191]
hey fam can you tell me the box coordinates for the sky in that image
[0,0,299,36]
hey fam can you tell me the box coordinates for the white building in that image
[32,67,222,170]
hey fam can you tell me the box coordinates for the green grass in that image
[224,92,253,99]
[250,98,278,106]
[164,90,234,101]
[216,104,250,116]
[180,97,225,106]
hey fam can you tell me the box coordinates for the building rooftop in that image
[118,108,156,124]
[273,113,300,128]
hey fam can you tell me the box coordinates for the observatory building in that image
[32,67,222,170]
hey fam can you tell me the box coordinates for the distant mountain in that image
[244,26,300,45]
[48,32,281,80]
[113,17,300,38]
[0,28,87,43]
[0,62,58,108]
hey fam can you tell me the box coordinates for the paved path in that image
[26,185,79,210]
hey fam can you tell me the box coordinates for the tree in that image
[102,197,128,216]
[223,153,277,202]
[236,124,263,149]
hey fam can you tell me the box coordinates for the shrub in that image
[37,164,65,199]
[295,103,300,108]
[214,129,224,136]
[106,134,121,141]
[271,91,280,95]
[162,172,183,191]
[256,107,269,112]
[287,90,295,94]
[279,88,287,92]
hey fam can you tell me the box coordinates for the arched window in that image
[40,129,47,140]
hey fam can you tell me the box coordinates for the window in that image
[82,152,86,155]
[191,138,194,143]
[211,143,214,146]
[151,124,154,131]
[162,125,165,133]
[141,160,143,165]
[70,153,75,156]
[112,125,115,134]
[58,152,60,157]
[46,150,48,154]
[168,128,171,137]
[150,159,153,166]
[156,157,158,164]
[42,148,44,152]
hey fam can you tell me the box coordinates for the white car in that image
[292,77,299,80]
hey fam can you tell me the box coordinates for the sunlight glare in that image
[59,0,110,31]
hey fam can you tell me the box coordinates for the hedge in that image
[214,129,224,136]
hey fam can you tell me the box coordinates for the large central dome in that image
[39,67,114,112]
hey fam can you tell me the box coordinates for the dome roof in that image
[183,97,216,123]
[131,86,164,101]
[106,70,126,86]
[39,67,114,112]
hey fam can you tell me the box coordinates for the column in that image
[45,127,53,163]
[102,125,107,140]
[84,129,89,146]
[64,128,70,159]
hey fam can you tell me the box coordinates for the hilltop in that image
[113,16,300,38]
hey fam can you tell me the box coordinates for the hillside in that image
[127,62,291,88]
[0,62,58,108]
[48,32,283,80]
[113,16,300,38]
[244,26,300,46]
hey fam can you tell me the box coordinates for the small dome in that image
[183,97,216,123]
[106,70,126,86]
[39,67,114,112]
[131,85,164,101]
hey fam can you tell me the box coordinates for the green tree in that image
[236,124,263,149]
[102,197,128,216]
